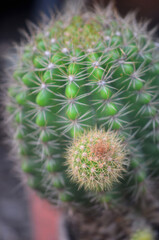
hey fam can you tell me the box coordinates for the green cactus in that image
[6,3,159,239]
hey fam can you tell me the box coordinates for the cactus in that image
[5,2,159,239]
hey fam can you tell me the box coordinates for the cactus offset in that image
[67,129,127,191]
[5,3,159,239]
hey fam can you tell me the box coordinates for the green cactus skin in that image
[6,3,159,239]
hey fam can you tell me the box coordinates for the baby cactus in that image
[67,129,127,191]
[5,2,159,239]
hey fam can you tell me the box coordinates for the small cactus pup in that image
[67,129,127,191]
[6,2,159,240]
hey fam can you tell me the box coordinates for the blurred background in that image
[0,0,159,240]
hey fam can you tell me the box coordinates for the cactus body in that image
[6,3,159,239]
